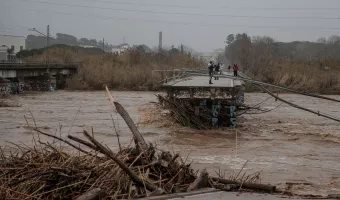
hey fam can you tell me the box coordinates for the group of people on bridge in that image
[208,61,239,84]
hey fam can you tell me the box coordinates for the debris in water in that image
[0,87,276,199]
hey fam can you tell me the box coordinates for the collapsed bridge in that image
[154,68,340,129]
[154,69,245,129]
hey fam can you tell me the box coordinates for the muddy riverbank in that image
[0,91,339,197]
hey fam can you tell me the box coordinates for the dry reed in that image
[247,59,340,94]
[24,47,203,91]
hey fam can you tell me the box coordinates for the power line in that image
[0,30,26,37]
[0,24,32,30]
[77,0,211,9]
[75,0,340,11]
[5,6,340,31]
[15,0,340,20]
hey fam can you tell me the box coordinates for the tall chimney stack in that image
[159,31,162,51]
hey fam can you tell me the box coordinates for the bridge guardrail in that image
[0,62,80,65]
[153,68,210,86]
[0,62,80,69]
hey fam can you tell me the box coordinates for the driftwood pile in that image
[0,87,276,199]
[0,130,196,199]
[157,95,212,130]
[157,94,278,130]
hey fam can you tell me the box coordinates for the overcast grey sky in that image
[1,0,340,52]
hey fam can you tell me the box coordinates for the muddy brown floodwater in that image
[1,91,340,197]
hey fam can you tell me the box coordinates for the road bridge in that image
[0,62,78,78]
[0,62,79,92]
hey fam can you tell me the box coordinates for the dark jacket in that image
[208,63,214,73]
[215,64,220,72]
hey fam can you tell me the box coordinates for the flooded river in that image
[1,91,340,196]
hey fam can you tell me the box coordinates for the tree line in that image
[26,33,119,51]
[219,33,340,76]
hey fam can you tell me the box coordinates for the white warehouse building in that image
[0,35,26,54]
[111,44,129,55]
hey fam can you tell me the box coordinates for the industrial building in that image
[0,35,26,54]
[0,46,8,61]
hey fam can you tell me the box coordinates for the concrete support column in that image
[230,105,237,128]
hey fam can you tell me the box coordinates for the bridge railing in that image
[0,62,80,65]
[152,68,209,85]
[0,62,80,69]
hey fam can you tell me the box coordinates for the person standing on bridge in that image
[214,63,221,80]
[208,61,215,84]
[233,64,239,77]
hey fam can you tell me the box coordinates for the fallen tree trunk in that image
[210,177,276,193]
[83,130,159,192]
[105,86,148,154]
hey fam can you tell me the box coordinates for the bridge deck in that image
[163,72,243,88]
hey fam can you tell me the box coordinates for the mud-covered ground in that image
[0,91,340,197]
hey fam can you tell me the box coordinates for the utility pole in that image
[29,25,51,72]
[102,38,105,53]
[47,25,50,47]
[46,25,50,69]
[181,44,184,54]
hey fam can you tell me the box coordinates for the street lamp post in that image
[28,26,50,72]
[28,26,52,91]
[28,27,48,47]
